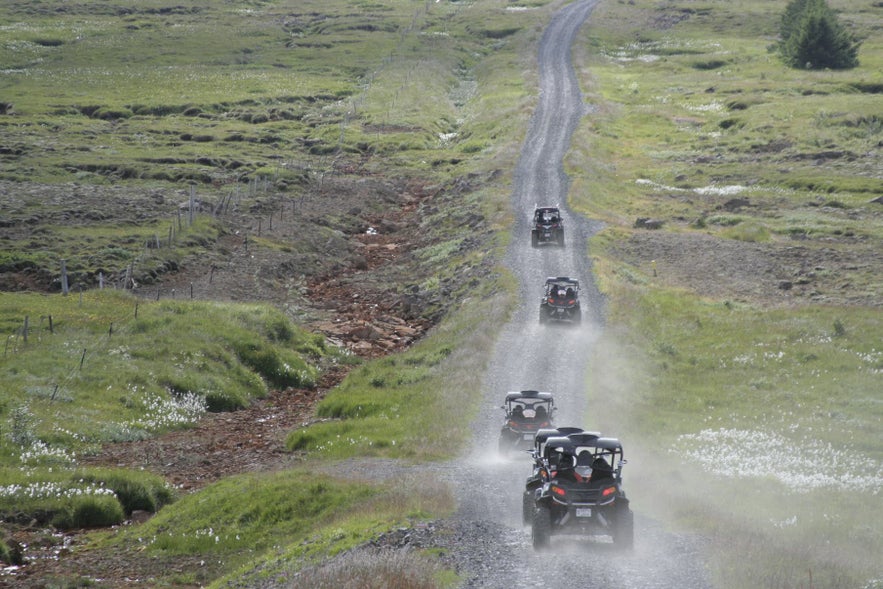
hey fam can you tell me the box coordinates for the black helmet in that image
[556,452,573,470]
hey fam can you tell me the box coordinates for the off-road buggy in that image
[531,206,564,247]
[531,432,633,550]
[498,390,556,455]
[522,427,596,525]
[539,276,581,324]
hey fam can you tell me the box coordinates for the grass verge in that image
[574,1,882,585]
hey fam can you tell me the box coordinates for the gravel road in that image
[437,1,714,586]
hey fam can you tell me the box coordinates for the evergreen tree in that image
[778,0,860,69]
[780,0,825,43]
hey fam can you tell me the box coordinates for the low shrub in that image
[233,340,317,389]
[73,469,175,515]
[0,537,23,565]
[52,495,125,529]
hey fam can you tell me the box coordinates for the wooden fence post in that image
[189,185,195,226]
[61,259,70,295]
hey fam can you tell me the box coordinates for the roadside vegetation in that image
[0,290,334,527]
[1,0,535,585]
[572,0,882,587]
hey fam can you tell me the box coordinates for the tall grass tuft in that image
[52,494,125,529]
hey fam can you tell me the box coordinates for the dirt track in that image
[431,1,713,586]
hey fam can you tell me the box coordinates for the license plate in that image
[543,232,551,238]
[523,433,534,440]
[576,508,592,518]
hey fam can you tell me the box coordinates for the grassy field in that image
[0,0,531,291]
[0,290,334,526]
[0,0,536,585]
[571,0,882,587]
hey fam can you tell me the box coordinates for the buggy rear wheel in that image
[532,505,552,550]
[613,506,634,550]
[531,231,539,247]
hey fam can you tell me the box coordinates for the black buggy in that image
[539,277,582,324]
[498,390,556,455]
[531,432,634,550]
[531,206,564,247]
[522,427,596,526]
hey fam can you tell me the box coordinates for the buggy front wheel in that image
[522,491,534,526]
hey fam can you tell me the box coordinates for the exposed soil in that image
[0,166,443,587]
[610,216,883,309]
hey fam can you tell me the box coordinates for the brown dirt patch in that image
[609,227,883,308]
[1,169,441,587]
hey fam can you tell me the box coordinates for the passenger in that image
[511,405,524,421]
[534,405,547,422]
[591,457,613,481]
